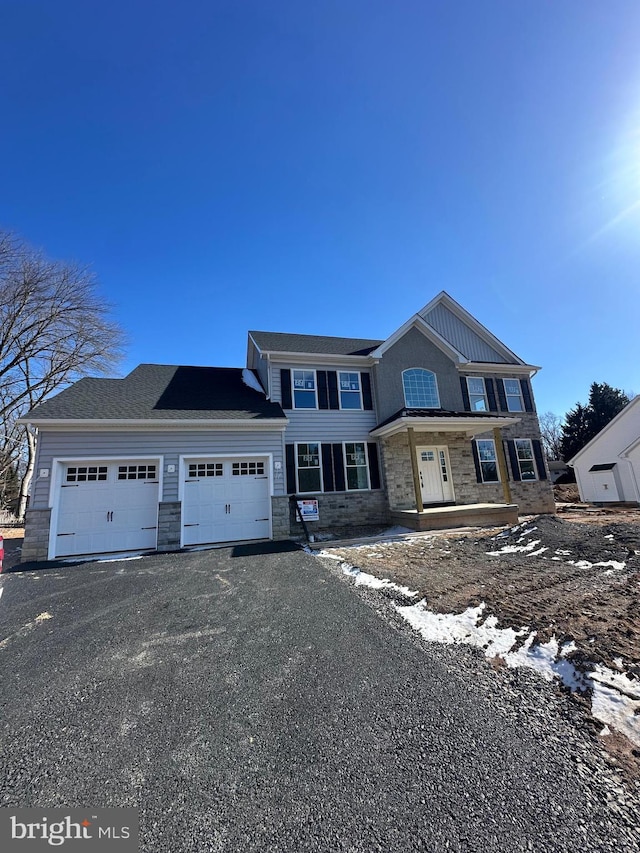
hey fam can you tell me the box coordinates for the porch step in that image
[390,503,519,532]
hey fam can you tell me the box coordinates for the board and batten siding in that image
[420,303,508,363]
[271,362,378,443]
[32,428,286,507]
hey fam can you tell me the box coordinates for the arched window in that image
[402,368,440,408]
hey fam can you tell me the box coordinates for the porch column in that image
[493,427,512,504]
[407,427,423,512]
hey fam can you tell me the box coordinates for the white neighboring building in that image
[568,396,640,504]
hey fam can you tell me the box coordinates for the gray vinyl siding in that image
[271,362,378,442]
[374,327,463,423]
[31,429,286,507]
[421,303,508,363]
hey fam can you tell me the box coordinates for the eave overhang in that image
[455,362,540,377]
[18,417,290,432]
[370,413,520,439]
[259,351,377,367]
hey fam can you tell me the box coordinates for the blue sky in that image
[1,0,639,417]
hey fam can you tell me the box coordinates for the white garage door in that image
[182,457,270,546]
[55,461,160,558]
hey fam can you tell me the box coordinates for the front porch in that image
[391,502,519,532]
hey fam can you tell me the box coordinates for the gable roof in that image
[21,365,287,424]
[249,331,383,357]
[569,395,640,464]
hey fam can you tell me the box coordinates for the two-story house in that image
[20,292,554,562]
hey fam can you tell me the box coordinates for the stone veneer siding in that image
[272,490,390,539]
[382,418,555,516]
[157,501,181,551]
[21,507,52,563]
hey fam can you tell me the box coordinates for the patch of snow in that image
[487,539,544,555]
[555,549,572,556]
[567,558,626,571]
[604,534,615,540]
[241,368,266,395]
[342,562,418,598]
[395,598,639,745]
[526,547,549,557]
[600,725,611,736]
[613,657,624,670]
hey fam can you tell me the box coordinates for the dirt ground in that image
[320,504,640,779]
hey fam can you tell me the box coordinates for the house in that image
[20,292,555,562]
[568,395,640,504]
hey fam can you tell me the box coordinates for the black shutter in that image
[532,439,547,480]
[332,443,346,491]
[520,378,534,412]
[367,442,381,489]
[321,443,334,492]
[460,377,471,411]
[485,378,497,412]
[317,371,329,410]
[471,440,482,483]
[507,440,521,481]
[285,444,296,493]
[361,373,373,410]
[496,378,507,412]
[281,369,292,409]
[328,371,339,410]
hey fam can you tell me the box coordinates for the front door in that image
[417,446,454,504]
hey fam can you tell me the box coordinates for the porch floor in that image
[390,503,519,532]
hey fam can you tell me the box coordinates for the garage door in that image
[182,457,270,546]
[55,461,160,558]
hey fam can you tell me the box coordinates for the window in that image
[402,369,440,408]
[504,379,524,412]
[344,442,369,490]
[467,377,488,412]
[232,461,265,476]
[476,440,499,483]
[188,462,223,478]
[66,465,108,483]
[296,443,321,492]
[339,372,362,410]
[118,464,157,480]
[292,370,317,408]
[515,439,536,481]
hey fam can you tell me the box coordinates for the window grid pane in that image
[293,370,317,409]
[297,444,321,493]
[345,442,369,491]
[403,369,439,408]
[339,372,362,410]
[515,440,537,481]
[477,440,499,483]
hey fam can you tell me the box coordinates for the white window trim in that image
[504,378,524,413]
[295,442,323,494]
[291,368,318,410]
[342,441,371,491]
[338,371,363,411]
[476,439,501,484]
[514,438,538,481]
[402,368,441,409]
[466,376,488,412]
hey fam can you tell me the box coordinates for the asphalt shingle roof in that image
[249,330,383,356]
[25,365,287,422]
[373,407,516,431]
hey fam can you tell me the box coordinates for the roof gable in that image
[418,291,525,364]
[569,395,640,463]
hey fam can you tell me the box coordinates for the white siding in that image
[32,429,286,507]
[422,303,508,363]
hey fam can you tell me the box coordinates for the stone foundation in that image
[157,501,181,551]
[21,507,52,563]
[275,491,390,538]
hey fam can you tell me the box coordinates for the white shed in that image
[568,396,640,504]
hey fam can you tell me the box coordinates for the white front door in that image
[182,457,271,546]
[55,460,160,557]
[417,446,454,504]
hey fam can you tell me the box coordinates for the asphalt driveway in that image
[0,545,637,852]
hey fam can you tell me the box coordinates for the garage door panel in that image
[55,461,160,558]
[182,457,271,547]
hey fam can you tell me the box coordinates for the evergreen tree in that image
[559,383,630,461]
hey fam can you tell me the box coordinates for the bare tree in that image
[0,229,126,517]
[538,411,563,460]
